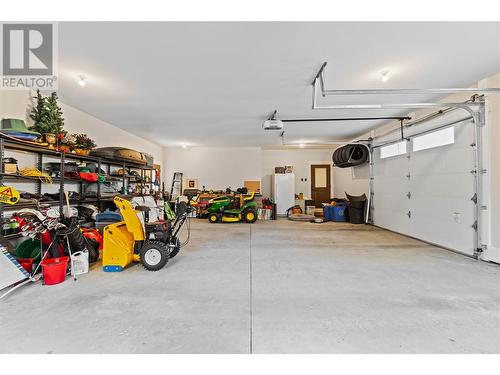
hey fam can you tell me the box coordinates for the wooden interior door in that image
[311,164,331,207]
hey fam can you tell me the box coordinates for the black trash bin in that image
[346,193,367,224]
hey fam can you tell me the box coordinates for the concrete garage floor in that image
[1,219,499,353]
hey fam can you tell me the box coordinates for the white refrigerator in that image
[272,173,295,216]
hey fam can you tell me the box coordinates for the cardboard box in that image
[4,163,17,174]
[244,180,260,193]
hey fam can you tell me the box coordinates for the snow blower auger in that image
[102,196,193,272]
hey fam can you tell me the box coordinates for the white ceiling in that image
[58,22,500,147]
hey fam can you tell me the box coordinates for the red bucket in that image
[41,256,69,285]
[17,258,34,273]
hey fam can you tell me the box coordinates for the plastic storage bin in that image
[17,258,34,273]
[16,239,41,261]
[332,203,348,222]
[323,204,348,222]
[323,205,334,221]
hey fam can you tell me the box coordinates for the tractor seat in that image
[135,205,151,212]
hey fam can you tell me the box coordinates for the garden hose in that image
[19,167,52,184]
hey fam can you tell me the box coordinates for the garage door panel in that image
[409,177,436,196]
[410,174,474,198]
[374,193,409,213]
[407,122,475,255]
[411,196,449,220]
[373,195,408,213]
[373,153,408,176]
[411,145,473,175]
[373,145,411,234]
[374,177,408,196]
[411,195,474,223]
[410,214,474,253]
[442,147,475,174]
[373,120,476,256]
[373,180,410,235]
[410,150,449,175]
[446,196,475,218]
[439,174,474,197]
[374,207,410,235]
[454,122,475,147]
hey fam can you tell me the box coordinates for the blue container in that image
[332,203,348,222]
[95,209,122,223]
[323,205,334,221]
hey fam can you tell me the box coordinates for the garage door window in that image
[380,140,407,159]
[413,127,455,152]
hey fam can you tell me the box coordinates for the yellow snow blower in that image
[102,196,192,272]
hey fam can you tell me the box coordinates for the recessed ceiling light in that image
[299,143,305,148]
[380,71,390,83]
[182,144,187,149]
[77,75,87,87]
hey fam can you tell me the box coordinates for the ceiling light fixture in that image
[182,144,187,149]
[380,71,390,83]
[299,143,305,148]
[77,75,87,87]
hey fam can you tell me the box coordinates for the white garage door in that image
[373,144,410,236]
[373,114,476,256]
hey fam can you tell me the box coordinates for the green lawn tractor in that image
[207,191,258,223]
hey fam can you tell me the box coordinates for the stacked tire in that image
[332,144,369,168]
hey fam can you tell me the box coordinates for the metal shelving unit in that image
[100,158,155,196]
[0,135,158,238]
[0,136,100,213]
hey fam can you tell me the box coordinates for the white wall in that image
[0,90,33,122]
[59,103,163,165]
[163,147,342,199]
[0,90,163,166]
[261,148,334,198]
[332,164,370,198]
[163,147,261,192]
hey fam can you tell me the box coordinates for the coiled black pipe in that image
[332,144,369,168]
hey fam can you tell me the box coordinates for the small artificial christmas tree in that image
[29,89,50,134]
[29,90,65,147]
[45,92,65,136]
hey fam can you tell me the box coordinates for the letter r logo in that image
[2,24,53,75]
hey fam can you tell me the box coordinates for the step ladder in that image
[170,172,183,199]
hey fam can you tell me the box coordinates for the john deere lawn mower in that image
[102,196,192,271]
[207,191,258,223]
